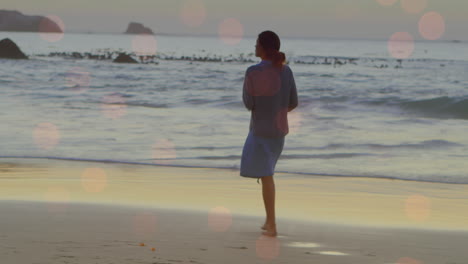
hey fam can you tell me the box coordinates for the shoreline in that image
[1,155,467,185]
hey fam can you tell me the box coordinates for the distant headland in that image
[124,22,154,35]
[0,10,62,32]
[0,10,156,36]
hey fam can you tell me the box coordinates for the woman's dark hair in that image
[258,30,286,67]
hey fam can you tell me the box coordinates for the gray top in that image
[243,60,298,138]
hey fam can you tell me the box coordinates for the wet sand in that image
[1,158,468,263]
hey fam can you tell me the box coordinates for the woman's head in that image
[255,30,286,67]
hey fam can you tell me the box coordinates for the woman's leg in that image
[261,175,277,236]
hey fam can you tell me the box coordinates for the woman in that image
[240,30,298,237]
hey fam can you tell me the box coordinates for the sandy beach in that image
[1,158,468,263]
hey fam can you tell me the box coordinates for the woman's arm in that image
[243,70,254,111]
[288,69,298,112]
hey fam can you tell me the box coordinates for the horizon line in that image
[1,30,465,43]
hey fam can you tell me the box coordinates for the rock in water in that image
[0,38,28,59]
[113,53,138,63]
[0,10,62,32]
[124,22,154,35]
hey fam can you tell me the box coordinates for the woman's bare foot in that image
[261,223,277,237]
[262,228,277,237]
[261,222,273,230]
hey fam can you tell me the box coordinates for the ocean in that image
[1,32,468,184]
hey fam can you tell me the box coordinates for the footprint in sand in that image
[227,246,248,250]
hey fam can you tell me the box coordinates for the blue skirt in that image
[240,131,285,178]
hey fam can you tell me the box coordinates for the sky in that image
[2,0,467,41]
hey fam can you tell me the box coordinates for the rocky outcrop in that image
[113,53,138,63]
[0,38,28,59]
[0,10,62,32]
[124,22,154,35]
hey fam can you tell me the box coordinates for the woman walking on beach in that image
[240,31,298,237]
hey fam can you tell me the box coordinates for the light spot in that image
[396,257,423,264]
[180,0,207,28]
[65,67,91,93]
[256,235,280,260]
[276,108,302,135]
[388,32,414,59]
[81,167,108,193]
[101,93,127,119]
[404,194,431,221]
[246,68,281,97]
[44,186,70,213]
[33,122,61,150]
[38,15,65,42]
[218,18,244,46]
[152,139,177,165]
[317,251,349,256]
[376,0,398,6]
[287,242,321,248]
[131,34,158,57]
[419,12,445,40]
[208,206,232,232]
[133,212,157,240]
[288,110,303,135]
[401,0,427,14]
